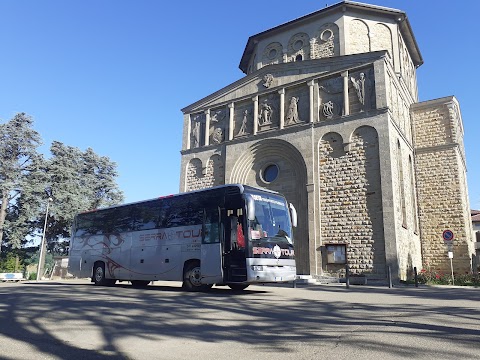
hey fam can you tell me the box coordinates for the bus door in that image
[200,208,223,284]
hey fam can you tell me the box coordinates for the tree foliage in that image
[0,113,42,253]
[0,113,124,258]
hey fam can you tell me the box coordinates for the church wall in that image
[318,125,385,277]
[412,98,474,274]
[388,118,422,280]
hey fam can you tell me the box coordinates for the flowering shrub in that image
[416,269,480,286]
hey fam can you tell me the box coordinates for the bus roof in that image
[78,184,280,215]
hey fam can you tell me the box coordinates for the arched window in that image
[295,54,303,62]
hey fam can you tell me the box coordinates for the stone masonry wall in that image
[412,99,473,273]
[319,126,385,277]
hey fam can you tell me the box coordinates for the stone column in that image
[309,38,316,60]
[186,113,191,150]
[205,109,210,146]
[279,89,285,129]
[342,71,350,116]
[253,96,259,135]
[308,80,315,123]
[228,103,234,140]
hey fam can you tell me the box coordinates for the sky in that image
[0,0,479,208]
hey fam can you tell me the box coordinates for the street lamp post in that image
[36,198,52,281]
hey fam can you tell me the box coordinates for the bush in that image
[417,269,480,286]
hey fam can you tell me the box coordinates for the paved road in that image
[0,280,478,360]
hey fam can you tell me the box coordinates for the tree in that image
[43,141,124,249]
[0,113,42,255]
[1,113,124,264]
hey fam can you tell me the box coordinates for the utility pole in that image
[36,198,52,281]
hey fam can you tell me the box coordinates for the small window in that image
[295,54,303,62]
[326,244,346,264]
[261,164,279,183]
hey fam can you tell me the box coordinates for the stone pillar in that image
[308,80,315,123]
[279,89,285,129]
[341,71,349,116]
[185,113,191,150]
[309,38,316,60]
[205,109,210,146]
[228,103,234,140]
[253,96,259,135]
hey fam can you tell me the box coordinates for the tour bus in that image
[68,184,297,291]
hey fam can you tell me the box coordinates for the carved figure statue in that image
[259,101,273,126]
[285,96,299,125]
[237,110,249,136]
[192,121,200,148]
[350,72,372,111]
[212,127,223,144]
[263,74,274,88]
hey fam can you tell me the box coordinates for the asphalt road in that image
[0,280,478,360]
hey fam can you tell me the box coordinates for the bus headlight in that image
[251,265,264,271]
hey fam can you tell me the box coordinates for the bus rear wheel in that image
[182,261,211,292]
[93,262,115,286]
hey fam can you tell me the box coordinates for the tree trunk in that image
[0,191,8,255]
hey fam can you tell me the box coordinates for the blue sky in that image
[1,1,479,208]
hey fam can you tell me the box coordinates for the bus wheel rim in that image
[190,267,202,287]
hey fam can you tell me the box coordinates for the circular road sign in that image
[442,230,454,242]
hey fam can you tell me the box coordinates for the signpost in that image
[442,229,455,285]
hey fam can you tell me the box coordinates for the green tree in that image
[0,113,42,255]
[43,141,124,251]
[1,114,124,265]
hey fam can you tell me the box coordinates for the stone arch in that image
[287,33,310,62]
[319,126,385,277]
[314,22,340,58]
[205,154,224,187]
[349,19,370,54]
[185,158,204,192]
[185,155,225,192]
[319,132,345,159]
[371,23,393,61]
[229,139,309,274]
[262,42,283,67]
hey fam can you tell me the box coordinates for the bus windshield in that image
[247,192,293,245]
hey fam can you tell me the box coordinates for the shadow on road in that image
[0,281,478,359]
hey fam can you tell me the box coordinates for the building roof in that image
[471,210,480,222]
[239,0,423,74]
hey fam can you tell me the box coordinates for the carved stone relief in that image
[262,73,274,88]
[285,86,309,126]
[210,108,226,144]
[285,96,300,125]
[190,113,205,148]
[319,77,343,120]
[258,94,279,130]
[237,109,250,136]
[350,70,375,112]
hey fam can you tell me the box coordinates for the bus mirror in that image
[246,195,255,221]
[289,203,297,227]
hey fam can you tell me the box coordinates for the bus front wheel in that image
[182,261,211,292]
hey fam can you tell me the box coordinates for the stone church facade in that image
[179,1,475,280]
